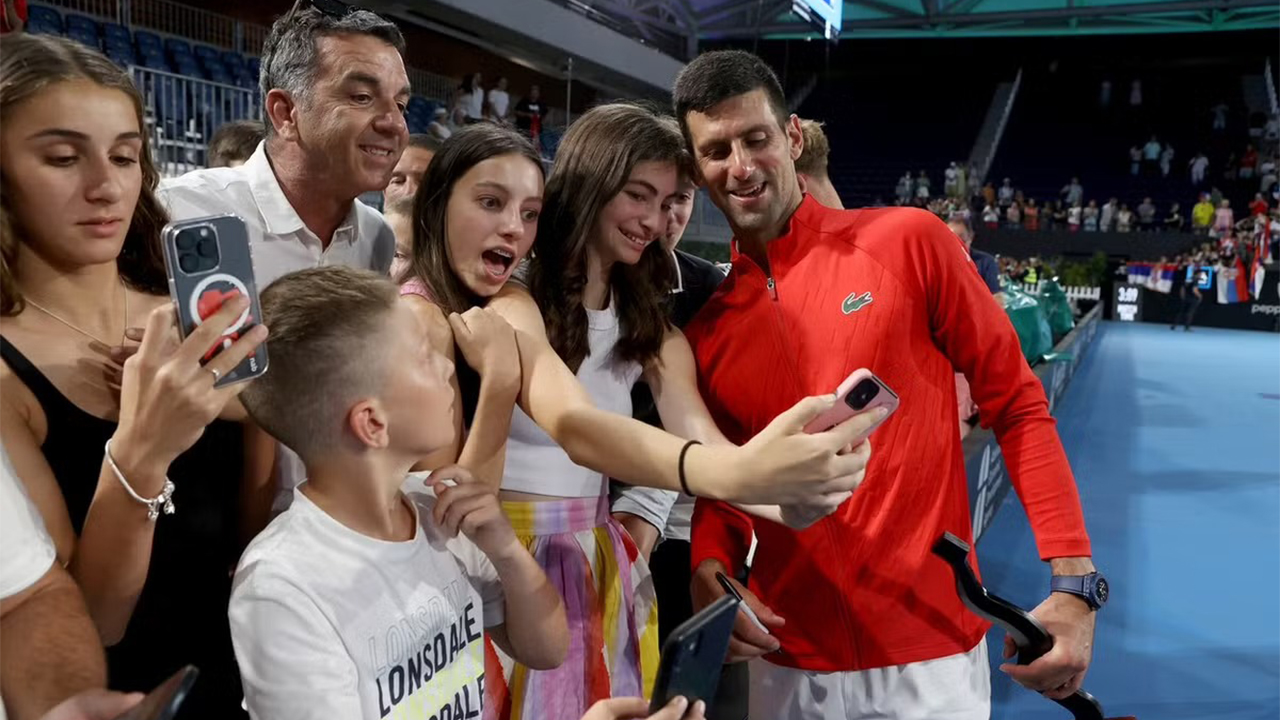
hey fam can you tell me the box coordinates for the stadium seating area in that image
[27,3,447,138]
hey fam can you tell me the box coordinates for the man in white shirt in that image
[1061,177,1083,207]
[1190,152,1210,186]
[997,177,1015,209]
[231,267,569,720]
[159,6,405,290]
[486,76,511,124]
[1,443,141,720]
[1099,197,1118,232]
[159,6,405,514]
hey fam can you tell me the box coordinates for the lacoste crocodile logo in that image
[842,291,873,315]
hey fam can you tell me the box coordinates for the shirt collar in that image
[728,194,824,266]
[244,141,359,243]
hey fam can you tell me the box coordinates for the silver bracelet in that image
[103,439,175,521]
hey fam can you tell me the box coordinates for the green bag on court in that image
[1001,279,1053,364]
[1037,279,1075,342]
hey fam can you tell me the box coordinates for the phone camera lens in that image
[846,379,880,411]
[175,229,198,251]
[179,254,201,273]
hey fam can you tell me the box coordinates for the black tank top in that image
[1,337,246,720]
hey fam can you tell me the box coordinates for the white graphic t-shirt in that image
[230,476,503,720]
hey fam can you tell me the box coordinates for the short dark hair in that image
[407,133,442,154]
[672,50,789,142]
[240,267,400,460]
[259,6,406,136]
[208,120,265,167]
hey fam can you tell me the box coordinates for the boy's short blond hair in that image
[795,119,831,177]
[240,267,400,460]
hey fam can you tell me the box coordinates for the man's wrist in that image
[1049,557,1096,576]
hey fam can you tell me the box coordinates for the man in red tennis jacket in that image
[674,51,1103,718]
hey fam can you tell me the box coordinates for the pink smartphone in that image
[803,368,900,437]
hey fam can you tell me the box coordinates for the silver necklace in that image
[25,282,129,346]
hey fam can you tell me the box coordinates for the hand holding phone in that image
[161,215,268,388]
[649,595,738,715]
[802,369,900,438]
[114,665,198,720]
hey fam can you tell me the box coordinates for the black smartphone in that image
[649,594,738,715]
[115,665,199,720]
[160,214,268,387]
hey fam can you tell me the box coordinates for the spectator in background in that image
[1212,199,1235,238]
[1137,197,1157,232]
[915,170,931,202]
[1164,203,1184,232]
[1005,200,1022,229]
[982,202,1000,229]
[1083,200,1099,232]
[1249,192,1269,218]
[384,133,441,206]
[1100,197,1117,232]
[208,119,265,168]
[456,72,485,125]
[1067,201,1083,232]
[1189,152,1210,186]
[795,119,843,209]
[383,196,414,280]
[1224,152,1239,182]
[1240,144,1258,180]
[1258,154,1278,195]
[982,180,997,207]
[513,84,546,147]
[997,177,1015,210]
[1023,198,1040,231]
[1116,203,1134,233]
[944,162,959,198]
[895,171,913,205]
[1142,136,1162,177]
[1192,193,1216,235]
[0,0,25,34]
[1160,143,1175,178]
[487,76,511,124]
[427,106,452,141]
[956,163,969,200]
[1129,145,1142,176]
[1060,177,1083,207]
[1212,102,1229,131]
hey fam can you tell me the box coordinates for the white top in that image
[503,299,643,498]
[159,142,396,514]
[462,90,484,120]
[0,442,56,600]
[229,477,503,720]
[487,89,510,121]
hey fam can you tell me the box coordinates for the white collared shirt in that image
[158,142,396,291]
[158,142,395,514]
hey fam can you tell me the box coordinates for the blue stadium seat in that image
[134,30,161,53]
[29,5,63,31]
[246,56,261,75]
[67,28,100,50]
[102,23,130,44]
[28,21,61,36]
[194,45,219,62]
[221,51,245,70]
[165,38,192,57]
[64,14,97,36]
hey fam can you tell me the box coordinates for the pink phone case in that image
[803,368,901,437]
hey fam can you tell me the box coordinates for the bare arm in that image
[486,285,875,506]
[407,299,519,491]
[1,564,107,720]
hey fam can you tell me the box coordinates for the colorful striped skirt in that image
[484,495,659,720]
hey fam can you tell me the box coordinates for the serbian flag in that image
[1251,253,1266,299]
[1127,263,1151,286]
[1217,258,1251,303]
[1151,264,1176,293]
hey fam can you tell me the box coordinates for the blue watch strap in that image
[1051,574,1099,608]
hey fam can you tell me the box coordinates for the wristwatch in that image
[1050,572,1109,610]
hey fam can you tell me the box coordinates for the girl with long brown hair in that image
[1,35,269,717]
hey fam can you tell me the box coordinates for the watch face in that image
[1094,577,1109,604]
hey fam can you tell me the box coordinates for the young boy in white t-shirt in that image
[230,267,568,720]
